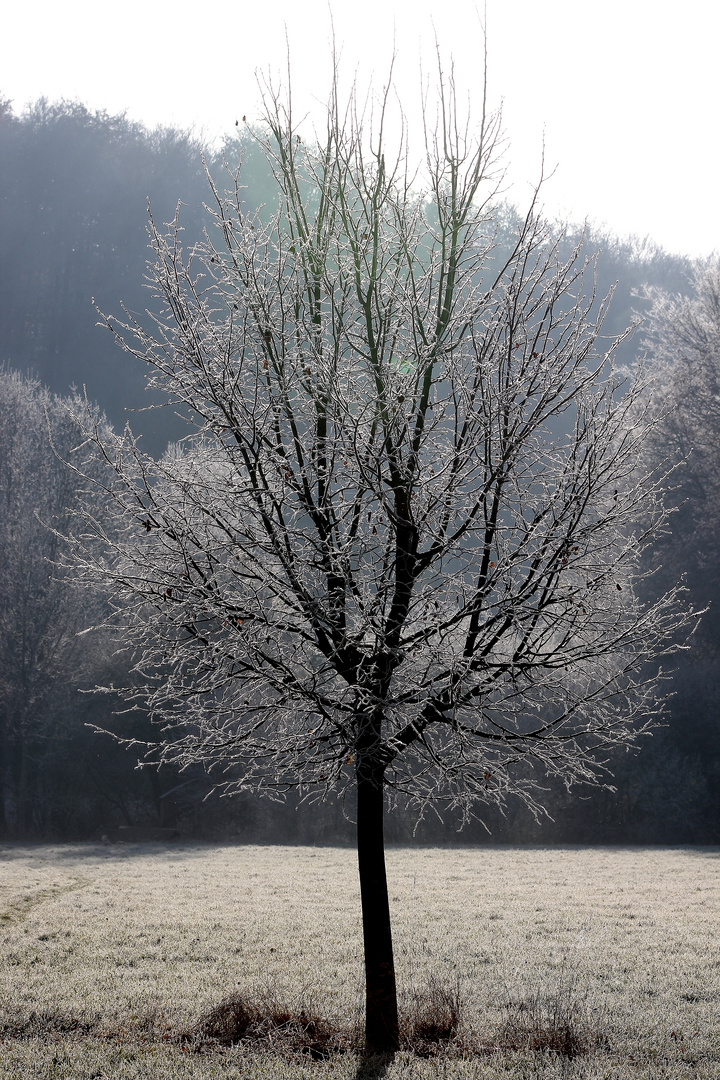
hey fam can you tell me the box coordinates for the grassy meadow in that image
[0,843,718,1078]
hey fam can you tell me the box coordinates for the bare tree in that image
[642,259,720,602]
[68,67,690,1052]
[0,369,109,836]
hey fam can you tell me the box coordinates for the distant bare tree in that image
[67,66,690,1053]
[642,259,720,604]
[0,369,109,836]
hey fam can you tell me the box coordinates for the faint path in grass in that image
[0,874,90,925]
[0,851,91,928]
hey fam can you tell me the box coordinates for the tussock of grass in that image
[190,988,356,1058]
[399,976,462,1055]
[500,988,606,1059]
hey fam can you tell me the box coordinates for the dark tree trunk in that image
[17,735,28,838]
[356,763,399,1054]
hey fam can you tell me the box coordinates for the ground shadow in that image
[355,1050,396,1079]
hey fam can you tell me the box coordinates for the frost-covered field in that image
[0,844,718,1078]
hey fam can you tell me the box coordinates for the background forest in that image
[1,98,717,845]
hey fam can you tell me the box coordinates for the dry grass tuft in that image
[400,975,462,1055]
[500,987,604,1059]
[190,988,357,1059]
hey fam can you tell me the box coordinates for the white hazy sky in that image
[3,0,718,257]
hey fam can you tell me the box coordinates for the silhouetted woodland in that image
[1,98,716,844]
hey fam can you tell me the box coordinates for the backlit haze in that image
[2,0,718,257]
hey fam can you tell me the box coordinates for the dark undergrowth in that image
[189,977,466,1058]
[1,979,605,1062]
[186,976,604,1060]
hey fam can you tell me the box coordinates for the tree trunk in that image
[356,764,399,1054]
[17,734,28,838]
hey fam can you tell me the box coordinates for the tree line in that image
[0,96,716,848]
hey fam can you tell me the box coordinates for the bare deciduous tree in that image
[68,68,690,1052]
[0,369,108,836]
[642,259,720,605]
